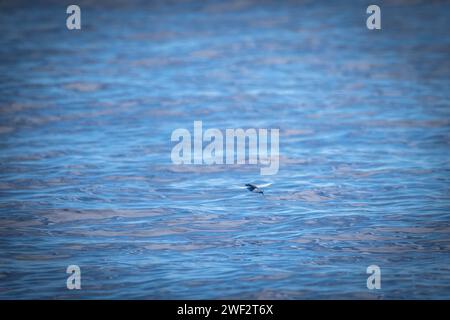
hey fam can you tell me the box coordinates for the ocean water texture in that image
[0,0,450,299]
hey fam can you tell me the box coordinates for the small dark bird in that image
[245,183,264,194]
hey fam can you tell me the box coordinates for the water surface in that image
[0,0,450,299]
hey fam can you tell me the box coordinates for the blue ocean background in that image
[0,0,450,299]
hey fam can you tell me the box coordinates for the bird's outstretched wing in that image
[256,183,272,188]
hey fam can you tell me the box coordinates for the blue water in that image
[1,0,450,299]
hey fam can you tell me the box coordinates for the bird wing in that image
[256,183,272,188]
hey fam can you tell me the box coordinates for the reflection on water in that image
[1,0,450,299]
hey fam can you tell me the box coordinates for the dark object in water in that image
[245,183,264,194]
